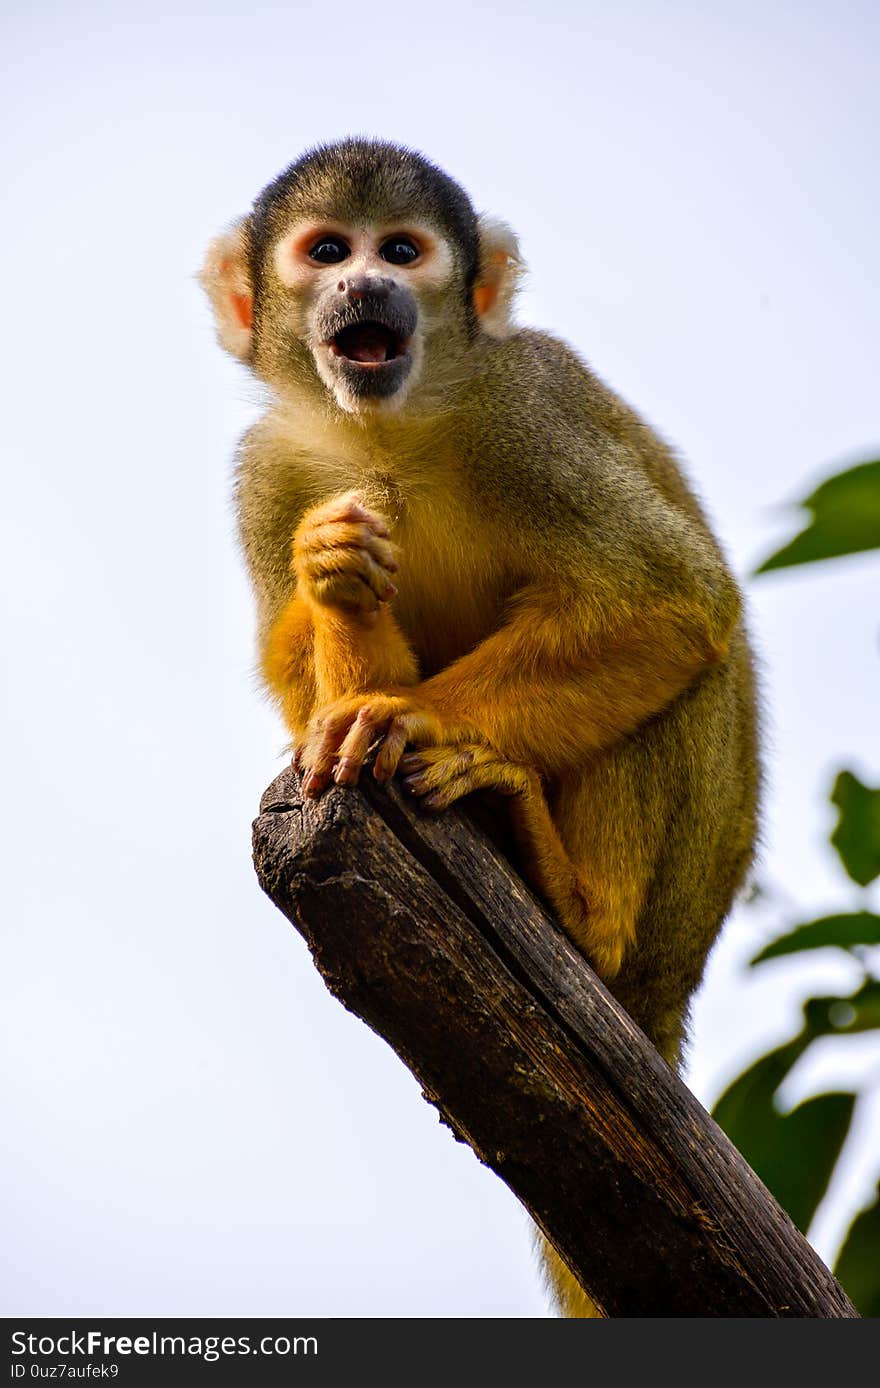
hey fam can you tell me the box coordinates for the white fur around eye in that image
[402,235,453,291]
[272,222,455,292]
[273,228,323,289]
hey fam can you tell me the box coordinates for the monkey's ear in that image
[198,218,254,360]
[473,215,525,336]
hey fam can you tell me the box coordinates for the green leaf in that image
[714,985,880,1122]
[756,1092,856,1235]
[751,911,880,964]
[713,1043,855,1233]
[802,980,880,1035]
[712,982,880,1234]
[834,1182,880,1317]
[831,770,880,887]
[755,458,880,573]
[713,1036,812,1136]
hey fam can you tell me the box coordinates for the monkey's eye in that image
[379,237,420,266]
[308,237,350,265]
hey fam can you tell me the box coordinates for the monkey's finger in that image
[305,721,352,783]
[399,753,425,774]
[418,770,477,811]
[465,757,532,798]
[333,708,387,782]
[411,754,531,807]
[308,573,380,613]
[332,755,363,787]
[303,490,364,525]
[374,707,448,781]
[419,761,512,809]
[349,529,400,573]
[373,717,413,782]
[298,522,399,572]
[305,492,392,538]
[363,533,398,571]
[307,548,398,605]
[301,750,337,798]
[338,503,393,540]
[300,712,354,796]
[333,496,392,539]
[400,746,476,793]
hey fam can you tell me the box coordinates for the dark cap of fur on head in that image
[249,138,480,294]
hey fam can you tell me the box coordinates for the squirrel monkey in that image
[201,139,760,1318]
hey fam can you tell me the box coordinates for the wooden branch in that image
[252,765,857,1318]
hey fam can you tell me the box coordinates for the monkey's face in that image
[264,218,458,414]
[201,141,523,418]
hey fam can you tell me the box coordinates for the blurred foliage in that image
[712,452,880,1317]
[713,1034,855,1235]
[834,1183,880,1319]
[831,771,880,887]
[755,458,880,572]
[751,912,880,964]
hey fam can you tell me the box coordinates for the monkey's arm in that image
[414,578,734,771]
[257,491,418,746]
[263,595,417,741]
[303,497,740,782]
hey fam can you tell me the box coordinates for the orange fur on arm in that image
[263,592,418,743]
[311,601,418,705]
[261,595,317,743]
[419,582,737,773]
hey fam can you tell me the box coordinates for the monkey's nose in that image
[338,275,393,301]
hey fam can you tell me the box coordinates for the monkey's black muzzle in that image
[317,288,418,399]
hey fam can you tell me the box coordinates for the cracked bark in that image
[252,764,857,1318]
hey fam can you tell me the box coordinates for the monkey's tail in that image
[537,1235,604,1318]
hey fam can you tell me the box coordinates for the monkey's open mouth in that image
[330,322,407,366]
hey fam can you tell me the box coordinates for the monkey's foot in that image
[398,742,531,809]
[549,882,632,980]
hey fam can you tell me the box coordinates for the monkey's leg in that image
[399,745,631,980]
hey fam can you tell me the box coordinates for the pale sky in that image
[2,0,878,1316]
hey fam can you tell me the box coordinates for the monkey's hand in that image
[299,690,476,798]
[293,491,399,615]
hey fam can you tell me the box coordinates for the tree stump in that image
[252,765,856,1318]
